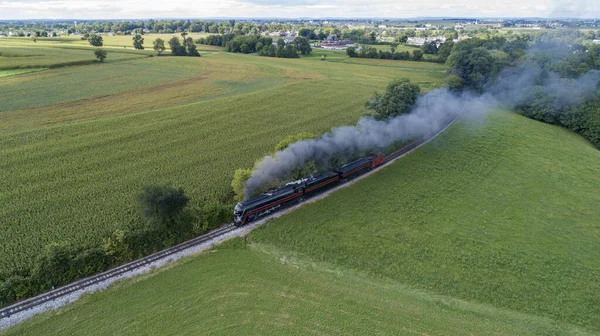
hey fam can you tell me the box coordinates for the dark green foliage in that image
[412,49,424,61]
[153,38,165,55]
[138,185,190,230]
[258,44,277,57]
[168,36,187,56]
[225,35,272,54]
[88,34,103,47]
[436,40,454,63]
[346,47,357,57]
[0,276,32,306]
[298,28,317,39]
[348,46,416,62]
[197,34,235,47]
[366,78,421,120]
[132,34,144,50]
[184,37,200,56]
[421,41,439,55]
[397,35,408,44]
[445,33,600,148]
[94,49,107,63]
[291,37,312,55]
[0,182,234,308]
[517,89,600,147]
[446,40,509,92]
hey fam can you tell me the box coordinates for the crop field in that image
[0,33,217,50]
[6,240,593,336]
[0,45,149,70]
[0,49,446,276]
[253,111,600,332]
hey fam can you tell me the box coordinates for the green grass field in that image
[253,111,600,331]
[0,33,217,50]
[6,111,599,335]
[0,45,149,70]
[0,49,446,276]
[5,240,594,336]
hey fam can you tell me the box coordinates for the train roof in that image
[335,157,372,173]
[239,185,297,209]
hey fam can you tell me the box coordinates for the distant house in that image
[271,36,296,45]
[0,32,7,38]
[320,40,355,50]
[593,40,600,44]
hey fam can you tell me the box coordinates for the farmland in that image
[0,44,446,276]
[7,111,599,335]
[253,111,600,331]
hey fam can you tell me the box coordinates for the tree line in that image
[442,32,600,147]
[198,35,312,58]
[346,39,455,63]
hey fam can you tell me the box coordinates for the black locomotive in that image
[233,153,385,226]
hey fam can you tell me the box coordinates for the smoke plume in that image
[243,44,600,200]
[243,89,493,199]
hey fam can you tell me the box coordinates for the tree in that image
[168,36,186,56]
[94,49,107,62]
[397,35,408,44]
[138,185,190,231]
[184,37,200,56]
[232,169,253,202]
[421,41,439,55]
[437,40,454,63]
[412,49,424,61]
[366,78,421,120]
[88,34,103,47]
[346,47,357,57]
[132,34,144,50]
[292,36,312,55]
[153,38,166,55]
[274,132,316,152]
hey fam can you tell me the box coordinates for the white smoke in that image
[243,89,494,199]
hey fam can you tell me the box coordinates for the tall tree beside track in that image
[88,34,103,47]
[132,34,144,50]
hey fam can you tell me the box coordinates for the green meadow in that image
[253,111,600,331]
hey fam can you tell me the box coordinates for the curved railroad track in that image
[0,114,459,330]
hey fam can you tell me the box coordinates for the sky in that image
[0,0,598,20]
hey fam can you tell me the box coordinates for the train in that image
[233,153,385,226]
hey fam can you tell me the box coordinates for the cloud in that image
[0,0,598,20]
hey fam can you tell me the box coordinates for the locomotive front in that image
[233,203,244,226]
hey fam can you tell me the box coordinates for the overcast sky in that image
[0,0,598,20]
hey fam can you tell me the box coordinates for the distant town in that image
[1,18,599,47]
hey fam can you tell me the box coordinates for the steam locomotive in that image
[233,153,385,226]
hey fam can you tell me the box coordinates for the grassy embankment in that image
[253,111,600,331]
[0,47,446,276]
[6,111,599,335]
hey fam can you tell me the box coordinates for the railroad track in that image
[0,224,238,320]
[0,114,459,328]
